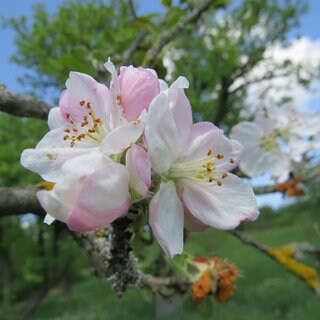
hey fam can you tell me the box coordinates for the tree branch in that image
[253,185,279,195]
[0,84,51,120]
[0,185,45,217]
[142,0,220,67]
[228,71,293,95]
[128,0,138,19]
[230,230,320,295]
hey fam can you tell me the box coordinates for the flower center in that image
[164,149,230,186]
[62,100,107,147]
[259,133,280,151]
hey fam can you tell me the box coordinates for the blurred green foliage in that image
[1,199,319,319]
[0,113,47,187]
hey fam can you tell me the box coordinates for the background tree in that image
[0,0,319,319]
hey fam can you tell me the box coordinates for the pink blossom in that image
[37,152,131,232]
[104,58,160,122]
[21,67,152,231]
[145,77,259,257]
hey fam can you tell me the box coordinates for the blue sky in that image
[1,0,319,208]
[1,0,319,95]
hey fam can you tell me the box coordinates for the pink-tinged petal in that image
[184,209,209,232]
[184,122,220,160]
[149,181,184,258]
[119,65,160,121]
[185,122,241,170]
[230,122,262,149]
[145,92,180,173]
[181,174,259,230]
[68,163,131,232]
[61,72,111,123]
[48,106,67,129]
[126,144,151,196]
[239,146,290,178]
[100,119,144,155]
[37,151,108,215]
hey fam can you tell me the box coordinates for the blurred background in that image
[0,0,319,319]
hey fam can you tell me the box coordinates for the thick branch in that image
[0,84,51,120]
[143,0,219,67]
[0,185,44,217]
[214,76,231,125]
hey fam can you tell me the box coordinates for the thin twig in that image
[229,230,320,295]
[142,0,220,67]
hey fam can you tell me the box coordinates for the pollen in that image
[62,101,104,147]
[192,270,212,302]
[229,158,235,164]
[116,94,122,106]
[215,153,224,159]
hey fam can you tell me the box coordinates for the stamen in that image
[215,153,224,159]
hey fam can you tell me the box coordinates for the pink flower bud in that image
[118,66,160,121]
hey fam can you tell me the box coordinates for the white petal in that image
[240,147,290,178]
[149,181,184,258]
[21,146,100,182]
[230,121,262,149]
[101,120,144,155]
[44,213,56,225]
[145,92,179,173]
[48,107,66,129]
[159,79,169,91]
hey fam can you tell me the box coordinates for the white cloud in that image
[234,37,320,115]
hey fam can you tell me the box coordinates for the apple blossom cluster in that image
[230,105,320,180]
[21,59,259,257]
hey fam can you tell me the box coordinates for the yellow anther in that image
[215,153,224,159]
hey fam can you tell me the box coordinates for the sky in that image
[1,0,319,208]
